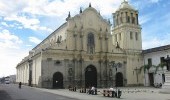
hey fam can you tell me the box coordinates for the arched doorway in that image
[85,65,97,88]
[53,72,63,89]
[115,72,123,87]
[149,73,154,86]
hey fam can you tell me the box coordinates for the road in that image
[0,84,78,100]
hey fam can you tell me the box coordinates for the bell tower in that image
[112,0,142,52]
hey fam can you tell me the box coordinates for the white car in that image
[5,80,10,84]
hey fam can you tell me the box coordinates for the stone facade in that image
[16,1,143,88]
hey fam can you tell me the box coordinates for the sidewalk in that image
[35,87,170,100]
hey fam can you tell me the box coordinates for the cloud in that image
[22,0,121,17]
[0,29,22,49]
[150,0,160,3]
[4,15,53,32]
[0,0,122,33]
[139,15,151,25]
[0,48,29,77]
[29,37,41,44]
[142,33,170,49]
[0,29,29,77]
[131,0,160,10]
[1,22,9,27]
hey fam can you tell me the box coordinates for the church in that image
[16,1,143,88]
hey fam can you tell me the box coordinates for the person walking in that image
[19,82,22,89]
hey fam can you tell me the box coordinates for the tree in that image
[139,64,151,74]
[154,62,166,74]
[139,64,154,86]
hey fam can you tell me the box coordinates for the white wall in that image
[143,49,170,86]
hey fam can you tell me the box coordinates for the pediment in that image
[67,7,111,31]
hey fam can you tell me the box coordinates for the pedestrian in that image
[19,82,22,89]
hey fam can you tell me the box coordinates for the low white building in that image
[143,45,170,86]
[9,75,16,83]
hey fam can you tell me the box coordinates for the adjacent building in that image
[143,45,170,86]
[16,1,143,88]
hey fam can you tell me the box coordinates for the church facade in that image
[16,1,143,88]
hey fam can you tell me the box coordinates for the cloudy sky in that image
[0,0,170,77]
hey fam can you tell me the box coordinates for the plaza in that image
[36,86,170,100]
[1,84,170,100]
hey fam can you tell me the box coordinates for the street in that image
[0,84,78,100]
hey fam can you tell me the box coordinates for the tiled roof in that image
[143,44,170,54]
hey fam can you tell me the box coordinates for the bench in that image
[69,87,76,92]
[103,89,122,98]
[80,87,86,93]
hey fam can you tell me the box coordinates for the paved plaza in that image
[1,84,170,100]
[37,87,170,100]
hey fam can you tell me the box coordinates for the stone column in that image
[80,34,84,51]
[99,60,102,88]
[105,34,109,53]
[79,59,83,87]
[73,33,77,50]
[73,59,78,86]
[99,34,102,52]
[103,59,108,88]
[64,59,69,88]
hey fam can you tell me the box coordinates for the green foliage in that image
[139,64,151,73]
[154,62,166,74]
[139,62,166,74]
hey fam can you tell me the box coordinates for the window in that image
[120,17,122,23]
[87,33,95,54]
[119,33,121,40]
[148,58,152,67]
[131,13,135,24]
[121,12,123,23]
[132,17,135,24]
[130,32,133,39]
[127,16,130,23]
[117,14,119,25]
[135,32,138,40]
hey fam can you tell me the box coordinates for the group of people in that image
[87,86,97,95]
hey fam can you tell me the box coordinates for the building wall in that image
[143,49,170,86]
[16,62,29,84]
[40,49,127,88]
[31,54,42,87]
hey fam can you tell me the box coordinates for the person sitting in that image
[91,86,95,94]
[109,87,114,91]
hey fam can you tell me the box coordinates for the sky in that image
[0,0,170,77]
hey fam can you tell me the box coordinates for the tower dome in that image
[118,0,136,11]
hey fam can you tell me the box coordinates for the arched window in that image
[87,33,95,54]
